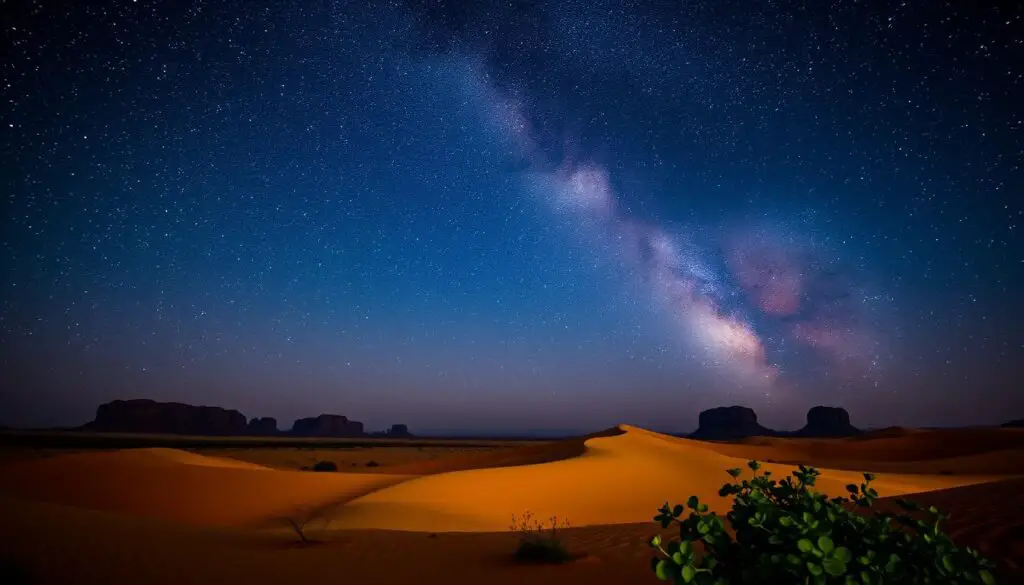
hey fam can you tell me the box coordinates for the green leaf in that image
[748,460,761,471]
[860,571,874,585]
[846,484,859,494]
[687,496,699,509]
[726,468,742,478]
[817,536,834,554]
[941,554,954,572]
[779,516,794,527]
[823,557,847,577]
[798,539,814,553]
[649,535,662,548]
[672,504,684,518]
[654,559,672,581]
[833,547,852,563]
[681,564,696,583]
[807,561,823,576]
[979,569,996,585]
[678,541,692,556]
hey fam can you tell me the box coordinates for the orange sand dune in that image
[0,448,416,527]
[323,425,1005,532]
[3,477,1022,585]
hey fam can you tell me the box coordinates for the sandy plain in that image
[1,425,1022,584]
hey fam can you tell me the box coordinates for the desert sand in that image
[1,424,1022,584]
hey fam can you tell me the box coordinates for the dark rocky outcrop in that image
[690,406,772,440]
[1002,419,1024,428]
[246,417,278,435]
[91,399,247,436]
[386,424,412,438]
[795,406,862,438]
[289,414,364,437]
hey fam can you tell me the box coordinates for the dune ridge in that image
[320,424,1006,532]
[0,424,1018,535]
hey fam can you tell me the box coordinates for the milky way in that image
[455,57,881,395]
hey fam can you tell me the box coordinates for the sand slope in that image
[0,447,415,527]
[1,424,1022,584]
[325,425,1003,532]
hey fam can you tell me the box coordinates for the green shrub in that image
[649,461,998,585]
[510,510,573,564]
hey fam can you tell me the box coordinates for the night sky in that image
[2,0,1021,435]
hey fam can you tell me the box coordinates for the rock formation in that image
[386,423,412,438]
[1002,419,1024,428]
[795,406,861,437]
[91,399,248,435]
[690,405,772,440]
[246,417,278,435]
[289,414,365,437]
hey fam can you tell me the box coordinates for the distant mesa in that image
[246,417,278,435]
[1002,419,1024,429]
[289,414,364,438]
[690,405,771,441]
[91,399,247,436]
[84,399,411,438]
[690,405,863,440]
[795,406,861,438]
[386,424,412,438]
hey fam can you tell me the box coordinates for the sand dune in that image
[3,477,1022,585]
[0,448,416,527]
[1,424,1022,584]
[1,425,1011,534]
[323,425,1003,532]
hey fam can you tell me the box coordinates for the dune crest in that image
[0,426,1016,535]
[323,425,997,532]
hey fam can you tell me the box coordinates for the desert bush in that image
[310,460,337,472]
[365,460,380,467]
[649,461,998,584]
[510,510,573,564]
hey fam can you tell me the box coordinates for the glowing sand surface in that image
[0,425,1015,533]
[324,425,1002,531]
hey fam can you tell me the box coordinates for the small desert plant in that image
[310,460,338,472]
[365,459,380,467]
[649,461,998,584]
[510,510,574,564]
[284,505,338,546]
[286,516,316,545]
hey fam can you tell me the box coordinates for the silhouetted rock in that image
[289,414,365,437]
[1002,419,1024,428]
[310,460,338,472]
[796,406,862,437]
[91,399,247,435]
[690,406,772,440]
[247,417,278,435]
[386,424,412,438]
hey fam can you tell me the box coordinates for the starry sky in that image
[2,0,1021,435]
